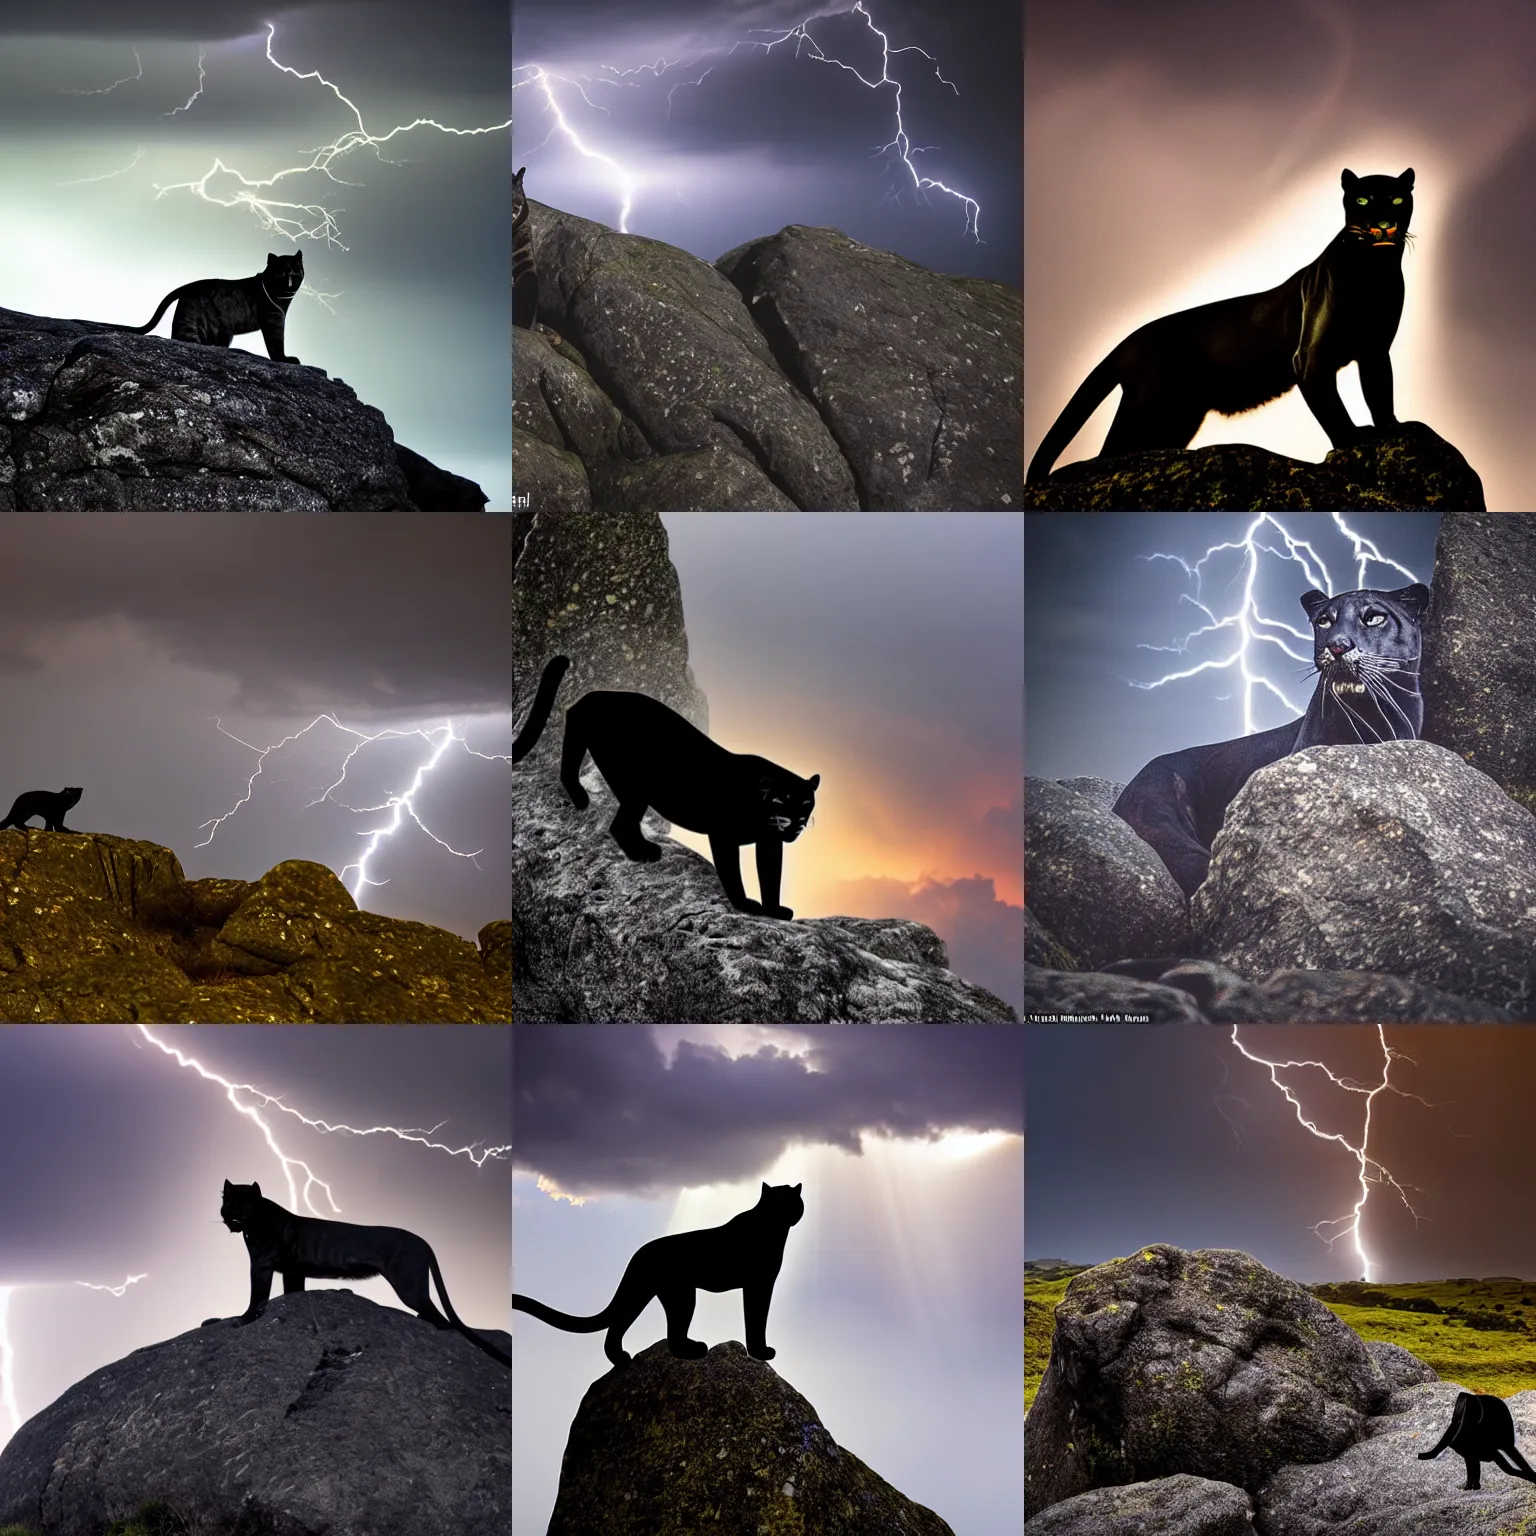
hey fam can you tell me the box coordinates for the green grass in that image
[1025,1267,1536,1416]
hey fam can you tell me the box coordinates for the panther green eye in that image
[1392,197,1403,205]
[1355,197,1369,205]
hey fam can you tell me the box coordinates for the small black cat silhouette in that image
[512,1182,804,1367]
[1419,1391,1536,1489]
[0,786,82,832]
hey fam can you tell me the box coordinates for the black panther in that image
[1419,1392,1536,1490]
[513,1182,804,1366]
[513,655,820,920]
[1028,169,1415,482]
[1112,583,1428,898]
[0,786,83,832]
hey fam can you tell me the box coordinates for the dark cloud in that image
[0,514,510,715]
[515,0,1020,286]
[511,1026,1023,1198]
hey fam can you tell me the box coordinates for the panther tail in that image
[1027,349,1123,484]
[122,283,197,336]
[512,1292,612,1333]
[427,1251,510,1365]
[513,655,570,762]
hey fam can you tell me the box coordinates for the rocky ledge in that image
[0,308,487,510]
[546,1340,955,1536]
[513,201,1021,511]
[1022,420,1484,510]
[0,831,510,1022]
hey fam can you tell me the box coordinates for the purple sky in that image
[0,515,510,941]
[514,0,1021,286]
[0,1024,509,1454]
[513,1024,1023,1536]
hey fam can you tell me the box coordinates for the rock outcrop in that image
[1422,511,1536,811]
[0,309,486,510]
[0,832,510,1022]
[513,201,1021,511]
[513,510,1018,1022]
[1026,1246,1536,1534]
[1022,421,1484,510]
[0,1290,509,1536]
[1194,741,1536,1009]
[545,1340,955,1536]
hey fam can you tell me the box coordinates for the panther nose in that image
[1328,639,1354,657]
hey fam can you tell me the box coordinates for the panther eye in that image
[1315,614,1333,628]
[1364,612,1385,626]
[1355,197,1369,205]
[1392,197,1403,205]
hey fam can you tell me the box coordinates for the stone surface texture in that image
[0,1290,509,1536]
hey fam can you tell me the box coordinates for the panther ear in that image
[807,774,820,790]
[1299,589,1331,622]
[792,1183,801,1194]
[223,1179,233,1191]
[1387,582,1431,618]
[252,1181,261,1197]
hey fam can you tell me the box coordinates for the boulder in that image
[513,510,1017,1022]
[1024,777,1188,970]
[1254,1382,1536,1535]
[1023,1474,1255,1535]
[545,1340,955,1536]
[1423,512,1536,812]
[1195,741,1536,1012]
[513,200,1021,511]
[1021,422,1484,511]
[1024,1244,1388,1516]
[0,309,484,511]
[0,833,509,1022]
[1054,776,1127,813]
[0,1290,509,1536]
[1364,1340,1441,1404]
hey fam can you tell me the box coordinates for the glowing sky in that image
[1027,1024,1536,1284]
[1026,0,1536,510]
[1025,512,1441,785]
[0,1,510,508]
[513,0,1021,286]
[664,512,1024,1015]
[0,514,510,942]
[512,1024,1024,1536]
[0,1024,509,1455]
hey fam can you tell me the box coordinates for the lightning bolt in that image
[130,1025,510,1207]
[75,1274,148,1296]
[61,47,143,96]
[514,1,982,240]
[195,714,511,905]
[63,26,508,254]
[1128,513,1422,735]
[1226,1027,1437,1281]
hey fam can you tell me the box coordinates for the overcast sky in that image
[1025,512,1441,786]
[1028,1024,1536,1284]
[0,1,510,508]
[665,512,1023,1015]
[1026,0,1536,510]
[512,1024,1023,1536]
[513,0,1021,286]
[0,1023,509,1455]
[0,515,510,942]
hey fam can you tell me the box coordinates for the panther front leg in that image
[236,1262,275,1323]
[1357,351,1398,431]
[708,832,763,915]
[754,837,793,920]
[742,1278,777,1360]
